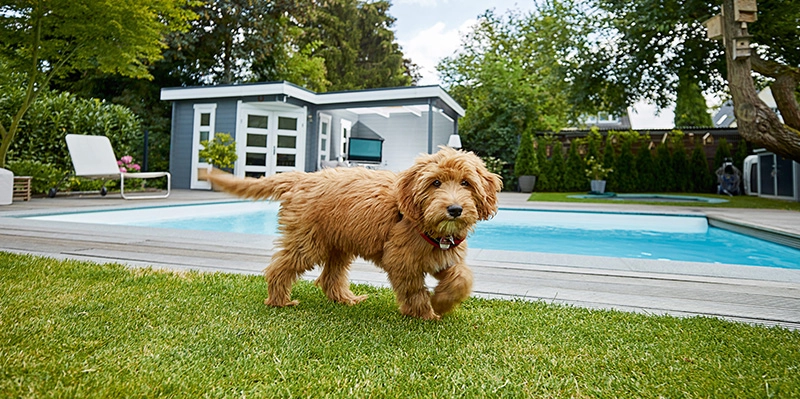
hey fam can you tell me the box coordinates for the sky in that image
[389,0,675,129]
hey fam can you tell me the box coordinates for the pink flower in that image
[119,167,127,173]
[121,155,133,164]
[131,164,141,171]
[117,160,124,166]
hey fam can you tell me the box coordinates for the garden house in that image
[160,82,464,189]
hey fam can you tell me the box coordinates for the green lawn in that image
[527,192,800,211]
[2,252,799,398]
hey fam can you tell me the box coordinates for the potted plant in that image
[585,155,612,194]
[199,133,238,172]
[514,129,538,193]
[199,133,237,190]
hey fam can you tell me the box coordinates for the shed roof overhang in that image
[160,81,465,120]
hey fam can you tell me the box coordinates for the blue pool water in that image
[27,202,800,269]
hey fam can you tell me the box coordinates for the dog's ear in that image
[395,154,433,223]
[473,158,503,220]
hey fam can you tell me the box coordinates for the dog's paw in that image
[264,298,299,307]
[421,311,442,321]
[345,294,369,305]
[400,305,441,320]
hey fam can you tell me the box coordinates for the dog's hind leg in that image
[314,251,368,305]
[264,249,314,307]
[431,263,473,316]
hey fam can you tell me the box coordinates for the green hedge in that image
[527,130,747,194]
[4,91,143,171]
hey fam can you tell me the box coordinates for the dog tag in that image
[439,236,455,250]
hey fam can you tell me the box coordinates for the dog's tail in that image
[198,167,299,201]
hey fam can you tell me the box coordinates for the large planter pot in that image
[590,179,607,194]
[518,175,537,193]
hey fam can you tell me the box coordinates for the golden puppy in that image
[202,147,502,319]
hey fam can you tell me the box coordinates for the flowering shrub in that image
[585,156,612,181]
[481,156,505,175]
[118,155,141,173]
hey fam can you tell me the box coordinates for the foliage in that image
[3,89,142,172]
[689,145,714,193]
[548,141,566,192]
[535,137,552,191]
[585,156,613,181]
[199,133,238,170]
[674,76,714,127]
[635,144,657,192]
[174,0,309,85]
[514,129,538,177]
[733,139,750,173]
[713,138,733,169]
[438,4,578,170]
[528,191,800,211]
[615,137,638,193]
[654,143,674,192]
[5,160,64,195]
[563,140,586,191]
[671,137,691,192]
[601,138,617,192]
[564,0,800,162]
[298,0,412,91]
[0,0,195,167]
[583,127,602,161]
[480,156,505,176]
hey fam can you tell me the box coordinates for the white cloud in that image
[399,19,476,86]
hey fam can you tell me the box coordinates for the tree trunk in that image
[722,0,800,162]
[751,54,800,131]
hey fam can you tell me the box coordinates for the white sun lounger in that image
[60,134,171,199]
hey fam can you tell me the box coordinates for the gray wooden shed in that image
[160,82,464,189]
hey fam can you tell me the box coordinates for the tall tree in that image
[0,0,195,167]
[718,0,800,161]
[299,0,412,91]
[674,73,714,127]
[568,0,800,161]
[438,2,583,175]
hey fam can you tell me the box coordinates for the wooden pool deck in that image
[2,190,799,329]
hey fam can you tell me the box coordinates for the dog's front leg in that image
[386,270,439,320]
[431,263,473,316]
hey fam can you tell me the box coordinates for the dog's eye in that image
[432,179,441,188]
[461,180,470,187]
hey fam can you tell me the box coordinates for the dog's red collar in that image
[419,231,464,250]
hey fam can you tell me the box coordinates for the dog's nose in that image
[447,204,463,218]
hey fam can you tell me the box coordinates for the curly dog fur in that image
[202,147,502,319]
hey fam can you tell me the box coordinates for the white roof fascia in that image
[160,83,464,116]
[160,82,316,103]
[316,86,464,116]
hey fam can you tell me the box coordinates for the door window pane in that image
[247,134,267,147]
[276,154,296,167]
[277,135,297,148]
[278,117,297,130]
[200,113,211,126]
[199,131,210,143]
[245,171,265,178]
[248,115,268,129]
[246,153,267,166]
[321,138,327,149]
[321,122,329,135]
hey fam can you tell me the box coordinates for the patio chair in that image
[49,134,171,199]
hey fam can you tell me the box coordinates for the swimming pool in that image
[25,201,800,269]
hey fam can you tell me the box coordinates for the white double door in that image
[236,104,306,179]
